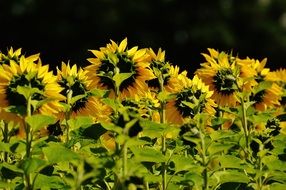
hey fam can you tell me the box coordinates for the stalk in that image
[159,74,167,190]
[199,131,208,190]
[240,96,249,159]
[24,96,32,190]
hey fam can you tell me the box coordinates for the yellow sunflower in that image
[166,75,217,125]
[56,62,112,122]
[0,47,40,66]
[0,54,65,136]
[265,68,286,108]
[85,38,155,99]
[246,59,283,111]
[196,48,240,107]
[145,48,187,93]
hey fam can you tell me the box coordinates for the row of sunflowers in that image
[0,38,286,190]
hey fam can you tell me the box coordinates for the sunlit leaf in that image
[43,143,80,163]
[25,114,56,132]
[67,116,93,130]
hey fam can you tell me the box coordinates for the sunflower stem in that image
[198,123,208,190]
[240,97,250,159]
[122,142,128,179]
[24,95,32,190]
[158,74,167,190]
[65,90,73,144]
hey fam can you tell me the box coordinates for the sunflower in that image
[265,68,286,107]
[56,62,112,122]
[0,54,65,136]
[166,75,217,125]
[145,48,187,93]
[196,48,240,107]
[85,38,155,99]
[0,47,40,66]
[247,59,283,111]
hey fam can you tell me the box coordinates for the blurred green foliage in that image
[1,0,286,73]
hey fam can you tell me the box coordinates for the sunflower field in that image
[0,38,286,190]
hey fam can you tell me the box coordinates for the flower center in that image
[6,74,45,107]
[213,69,236,95]
[175,89,204,118]
[58,77,88,112]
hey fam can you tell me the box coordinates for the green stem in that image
[122,142,128,178]
[240,97,249,159]
[199,131,208,190]
[159,74,167,190]
[24,96,32,190]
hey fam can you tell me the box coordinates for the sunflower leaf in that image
[67,116,93,130]
[16,86,43,100]
[25,114,56,132]
[70,94,87,105]
[113,72,133,89]
[42,142,80,163]
[90,88,110,98]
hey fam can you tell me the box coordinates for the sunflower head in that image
[146,48,186,93]
[85,38,154,98]
[0,54,65,120]
[196,49,240,107]
[56,62,111,121]
[166,75,217,125]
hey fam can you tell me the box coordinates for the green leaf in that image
[67,116,93,130]
[130,147,166,162]
[157,91,175,102]
[90,88,109,98]
[17,86,43,100]
[270,183,286,190]
[101,122,123,134]
[43,143,80,163]
[253,81,272,94]
[217,155,245,169]
[0,142,11,153]
[113,73,133,89]
[209,130,238,140]
[262,155,286,171]
[70,94,87,105]
[34,174,67,189]
[21,158,47,174]
[213,170,250,184]
[0,162,23,179]
[140,119,168,138]
[208,142,234,155]
[171,155,196,172]
[25,114,56,132]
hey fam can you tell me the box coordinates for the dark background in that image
[1,0,286,74]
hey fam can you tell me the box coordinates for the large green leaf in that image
[208,142,235,155]
[213,170,250,184]
[130,147,165,163]
[34,174,67,189]
[43,143,80,163]
[217,155,245,169]
[67,116,93,130]
[113,73,133,89]
[270,183,286,190]
[21,157,47,175]
[25,114,56,132]
[171,155,196,172]
[140,119,169,138]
